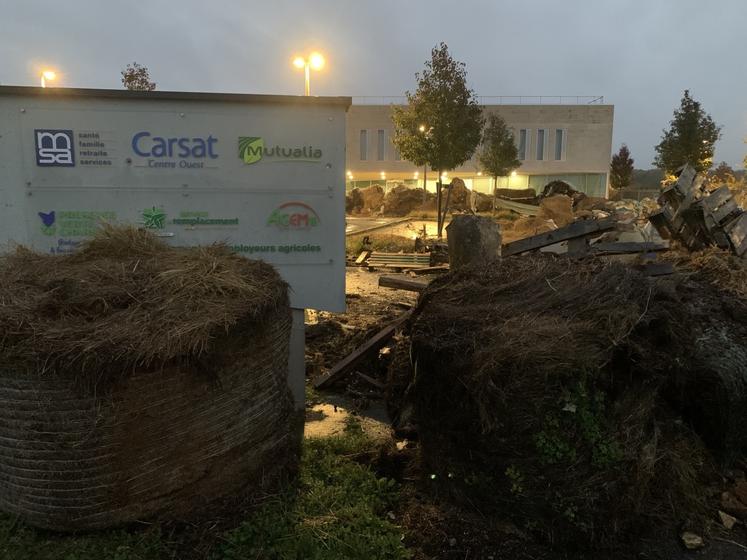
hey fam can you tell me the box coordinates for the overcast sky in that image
[1,0,745,168]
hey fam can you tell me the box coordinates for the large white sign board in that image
[0,87,350,312]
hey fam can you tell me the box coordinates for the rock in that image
[538,195,574,227]
[446,215,502,270]
[719,510,738,530]
[680,532,704,550]
[721,491,747,519]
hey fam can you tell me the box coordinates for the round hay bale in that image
[404,255,729,547]
[0,226,297,531]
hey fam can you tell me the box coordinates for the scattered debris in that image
[719,510,738,530]
[313,310,412,389]
[680,532,705,550]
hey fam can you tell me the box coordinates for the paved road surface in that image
[345,216,410,235]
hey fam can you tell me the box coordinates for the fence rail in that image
[352,95,605,106]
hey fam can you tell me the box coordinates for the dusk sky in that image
[1,0,745,168]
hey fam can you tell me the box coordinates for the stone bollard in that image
[446,215,502,270]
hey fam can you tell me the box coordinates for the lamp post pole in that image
[293,53,324,96]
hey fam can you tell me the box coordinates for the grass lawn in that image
[0,418,409,560]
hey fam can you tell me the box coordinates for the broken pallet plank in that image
[502,218,617,257]
[407,265,449,276]
[591,241,670,255]
[354,250,370,265]
[379,274,429,293]
[313,311,413,389]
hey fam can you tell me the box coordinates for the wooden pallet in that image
[367,252,431,269]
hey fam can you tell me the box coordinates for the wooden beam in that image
[502,218,616,257]
[591,241,669,255]
[313,310,413,389]
[378,274,429,293]
[635,262,675,277]
[407,265,449,276]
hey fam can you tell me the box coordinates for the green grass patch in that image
[0,418,409,560]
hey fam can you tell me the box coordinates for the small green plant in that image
[534,416,577,465]
[505,465,525,495]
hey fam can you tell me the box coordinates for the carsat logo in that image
[267,202,320,230]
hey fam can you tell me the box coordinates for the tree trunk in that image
[436,172,443,238]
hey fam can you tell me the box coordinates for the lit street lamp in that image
[40,70,56,88]
[292,52,324,96]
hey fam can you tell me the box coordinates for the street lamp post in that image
[40,70,56,88]
[418,124,431,205]
[292,52,324,96]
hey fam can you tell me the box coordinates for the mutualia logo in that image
[267,202,320,230]
[238,137,322,165]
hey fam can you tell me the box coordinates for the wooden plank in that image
[701,186,733,213]
[354,251,370,265]
[711,199,738,225]
[635,262,675,277]
[591,241,669,255]
[379,274,429,292]
[313,311,413,389]
[407,265,449,276]
[356,372,386,390]
[502,218,616,257]
[726,213,747,256]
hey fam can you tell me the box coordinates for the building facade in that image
[345,100,614,198]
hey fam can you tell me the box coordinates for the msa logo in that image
[35,129,75,167]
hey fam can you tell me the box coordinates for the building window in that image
[359,129,368,161]
[393,140,401,161]
[377,129,385,161]
[518,129,529,161]
[555,129,567,161]
[536,129,546,161]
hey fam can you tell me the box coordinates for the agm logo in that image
[35,129,75,167]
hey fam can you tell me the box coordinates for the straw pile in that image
[0,226,297,530]
[403,254,747,547]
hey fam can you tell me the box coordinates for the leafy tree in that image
[392,43,483,236]
[121,62,156,91]
[653,90,720,174]
[478,113,520,202]
[710,161,736,184]
[609,144,634,191]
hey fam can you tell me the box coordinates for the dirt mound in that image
[540,180,578,198]
[502,216,557,243]
[348,184,385,215]
[538,194,574,227]
[399,254,747,548]
[383,184,433,216]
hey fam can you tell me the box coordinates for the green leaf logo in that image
[239,137,264,165]
[142,207,166,230]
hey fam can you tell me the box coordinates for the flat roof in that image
[0,86,352,108]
